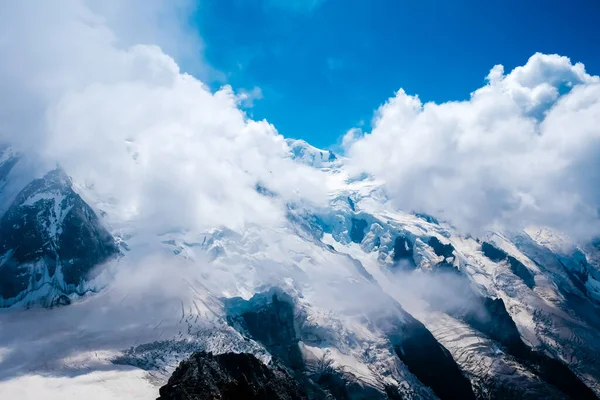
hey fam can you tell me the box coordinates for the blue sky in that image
[193,0,600,148]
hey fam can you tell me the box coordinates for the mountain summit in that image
[0,139,599,399]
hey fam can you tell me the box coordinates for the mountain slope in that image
[0,139,598,399]
[0,167,119,307]
[157,352,308,400]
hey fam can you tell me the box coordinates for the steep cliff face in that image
[0,168,119,306]
[482,242,536,289]
[224,289,475,400]
[225,291,305,371]
[386,315,476,400]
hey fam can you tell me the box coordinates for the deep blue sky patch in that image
[193,0,600,148]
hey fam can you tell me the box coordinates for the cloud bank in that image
[1,2,599,241]
[0,0,327,233]
[347,53,600,239]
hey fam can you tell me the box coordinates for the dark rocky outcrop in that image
[392,236,413,261]
[556,249,598,304]
[528,351,598,400]
[224,291,304,370]
[222,288,597,400]
[427,236,459,272]
[563,263,590,295]
[347,197,355,212]
[224,290,403,399]
[349,218,368,244]
[392,235,416,270]
[387,315,476,400]
[313,369,389,400]
[432,276,597,399]
[462,297,530,358]
[480,241,507,262]
[507,256,536,289]
[481,242,535,288]
[414,213,439,225]
[428,237,455,259]
[0,168,119,304]
[157,352,307,400]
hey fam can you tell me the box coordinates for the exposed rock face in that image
[349,218,368,244]
[157,352,307,400]
[481,242,535,288]
[387,315,476,400]
[392,235,414,266]
[0,168,119,305]
[428,236,455,259]
[3,139,600,399]
[427,236,459,272]
[225,290,469,400]
[433,277,598,398]
[528,351,598,400]
[414,213,439,224]
[225,291,304,370]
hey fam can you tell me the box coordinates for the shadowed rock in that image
[224,290,403,399]
[0,168,119,304]
[349,218,368,244]
[428,236,459,272]
[157,352,307,400]
[392,235,416,270]
[225,291,304,370]
[481,242,535,288]
[428,237,455,259]
[388,316,476,400]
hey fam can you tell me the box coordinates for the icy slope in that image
[0,167,120,307]
[0,139,599,399]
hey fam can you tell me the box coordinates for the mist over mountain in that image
[1,1,600,399]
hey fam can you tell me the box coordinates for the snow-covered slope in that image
[286,139,341,169]
[0,163,120,307]
[0,139,599,399]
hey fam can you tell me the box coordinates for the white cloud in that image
[0,0,328,234]
[341,127,362,151]
[1,1,598,243]
[237,86,264,108]
[347,53,600,239]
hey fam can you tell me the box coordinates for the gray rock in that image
[0,168,119,305]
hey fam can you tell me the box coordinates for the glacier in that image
[0,140,599,399]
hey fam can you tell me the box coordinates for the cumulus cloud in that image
[2,1,598,243]
[347,53,600,239]
[341,127,362,152]
[0,0,327,233]
[237,86,264,108]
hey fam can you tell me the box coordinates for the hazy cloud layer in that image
[347,53,600,239]
[1,2,599,240]
[0,0,327,233]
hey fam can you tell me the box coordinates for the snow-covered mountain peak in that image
[286,138,342,169]
[1,138,600,399]
[0,167,119,307]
